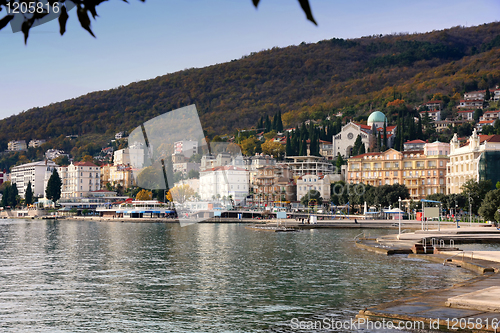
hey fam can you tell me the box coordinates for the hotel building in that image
[346,143,449,200]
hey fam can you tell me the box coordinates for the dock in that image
[355,227,500,332]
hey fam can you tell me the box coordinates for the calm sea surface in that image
[0,220,477,332]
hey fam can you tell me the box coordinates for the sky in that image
[1,0,499,120]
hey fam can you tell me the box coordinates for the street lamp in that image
[398,196,402,235]
[469,194,472,227]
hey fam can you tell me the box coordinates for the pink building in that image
[424,141,450,156]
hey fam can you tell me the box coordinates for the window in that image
[403,171,406,176]
[385,171,389,177]
[427,171,431,176]
[440,161,443,167]
[394,171,398,176]
[433,170,436,176]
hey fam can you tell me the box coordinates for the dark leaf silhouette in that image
[298,0,316,25]
[1,0,316,42]
[77,5,95,37]
[0,14,13,30]
[59,5,69,36]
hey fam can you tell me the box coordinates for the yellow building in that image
[101,164,136,189]
[346,146,448,200]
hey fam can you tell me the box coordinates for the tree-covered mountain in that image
[1,22,500,152]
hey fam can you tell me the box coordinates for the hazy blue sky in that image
[1,0,499,120]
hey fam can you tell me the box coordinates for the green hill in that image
[1,22,500,155]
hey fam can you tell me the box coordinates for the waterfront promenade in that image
[356,226,500,332]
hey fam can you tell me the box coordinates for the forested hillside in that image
[1,22,500,151]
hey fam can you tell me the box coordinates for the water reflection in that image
[0,220,476,332]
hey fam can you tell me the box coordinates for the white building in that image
[199,166,249,205]
[480,110,500,122]
[45,149,69,161]
[332,122,371,157]
[458,99,483,109]
[285,155,335,176]
[446,130,500,194]
[332,111,396,157]
[57,162,101,198]
[456,110,474,121]
[11,160,58,198]
[114,144,145,167]
[419,110,441,121]
[174,140,198,159]
[8,140,27,151]
[296,174,340,202]
[28,139,46,148]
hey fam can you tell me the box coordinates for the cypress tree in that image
[299,139,306,156]
[1,185,10,207]
[359,143,366,155]
[285,132,293,156]
[485,87,491,101]
[383,121,388,148]
[272,113,278,131]
[9,183,18,208]
[277,110,283,132]
[377,131,381,152]
[417,116,423,140]
[25,180,33,206]
[352,135,362,156]
[293,132,299,155]
[45,169,62,202]
[265,116,271,133]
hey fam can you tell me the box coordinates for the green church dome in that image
[367,111,387,126]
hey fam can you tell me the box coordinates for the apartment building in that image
[8,140,27,151]
[346,145,449,200]
[11,160,58,198]
[58,162,101,199]
[446,130,500,194]
[252,164,296,205]
[101,164,135,189]
[285,155,335,177]
[296,174,338,202]
[419,110,441,121]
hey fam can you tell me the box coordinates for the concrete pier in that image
[356,228,500,332]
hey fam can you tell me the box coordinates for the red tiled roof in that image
[404,139,426,144]
[377,125,396,132]
[478,134,500,143]
[354,122,372,130]
[483,110,500,114]
[460,99,483,102]
[426,100,442,104]
[319,140,332,144]
[478,120,495,124]
[457,110,474,113]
